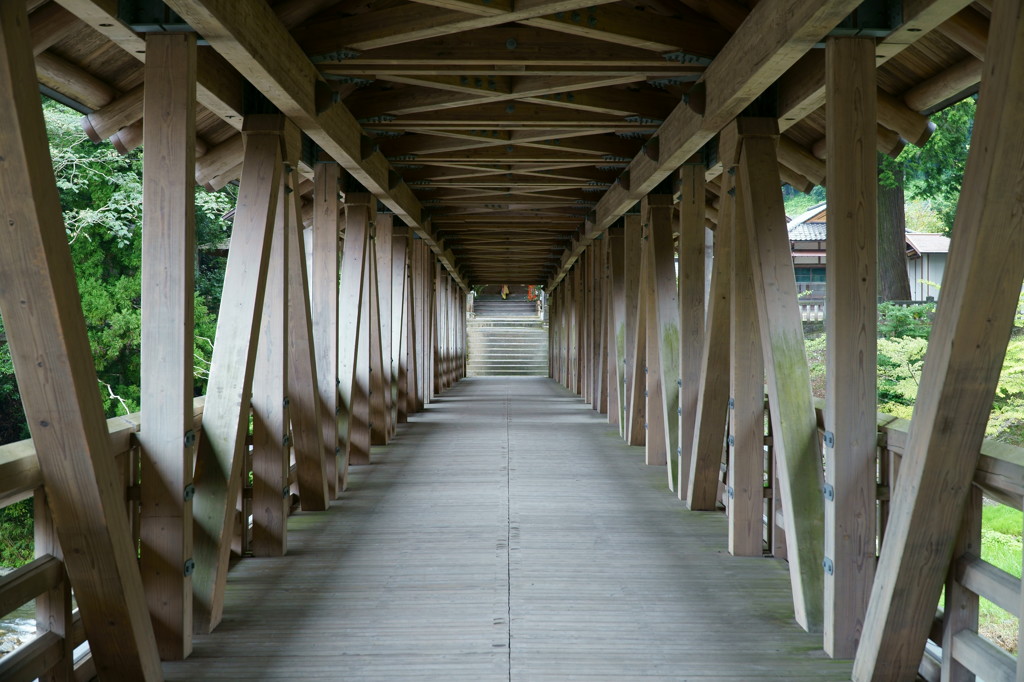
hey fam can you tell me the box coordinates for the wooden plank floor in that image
[163,377,852,680]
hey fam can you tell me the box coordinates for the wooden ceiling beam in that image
[54,0,245,128]
[29,2,81,55]
[519,5,729,54]
[295,0,620,53]
[551,0,968,290]
[549,0,868,289]
[521,86,678,118]
[677,0,748,32]
[347,75,649,118]
[164,0,468,290]
[317,26,691,67]
[322,63,704,78]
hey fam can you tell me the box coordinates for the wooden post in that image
[607,225,625,428]
[0,3,161,675]
[376,214,394,437]
[138,30,196,660]
[392,227,409,424]
[678,161,706,502]
[338,194,370,472]
[643,233,667,468]
[855,1,1024,676]
[738,118,825,633]
[594,238,608,413]
[192,115,283,633]
[687,137,732,509]
[311,158,341,498]
[351,199,375,463]
[284,143,330,512]
[368,231,388,445]
[34,488,72,681]
[251,157,290,558]
[823,35,877,658]
[573,263,584,394]
[728,162,765,557]
[644,195,681,488]
[622,215,645,445]
[404,240,420,414]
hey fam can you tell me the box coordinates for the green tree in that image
[875,97,976,301]
[0,98,235,440]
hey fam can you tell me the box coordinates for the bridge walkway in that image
[163,377,851,681]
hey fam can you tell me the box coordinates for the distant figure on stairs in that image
[501,284,509,299]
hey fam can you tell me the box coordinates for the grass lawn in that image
[979,503,1022,652]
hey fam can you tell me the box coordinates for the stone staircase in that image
[467,298,548,377]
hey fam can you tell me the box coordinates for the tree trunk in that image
[877,155,912,301]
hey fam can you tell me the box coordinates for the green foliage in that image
[782,184,825,217]
[889,97,976,234]
[0,499,33,568]
[984,504,1023,538]
[877,302,935,339]
[0,98,235,426]
[877,336,928,418]
[905,199,948,234]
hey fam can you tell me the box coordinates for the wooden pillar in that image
[192,115,283,633]
[623,215,645,446]
[34,488,72,681]
[687,148,732,509]
[0,3,161,675]
[410,239,427,410]
[607,225,625,428]
[738,118,824,633]
[642,232,666,467]
[392,227,409,424]
[677,161,706,502]
[352,203,377,459]
[855,1,1024,676]
[376,215,394,436]
[595,238,609,414]
[645,194,681,488]
[138,31,196,660]
[368,228,388,445]
[338,194,370,472]
[728,158,765,557]
[311,159,340,498]
[251,154,290,558]
[284,137,329,512]
[404,241,420,414]
[823,35,877,658]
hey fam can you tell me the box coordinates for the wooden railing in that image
[2,393,1022,678]
[723,399,1023,677]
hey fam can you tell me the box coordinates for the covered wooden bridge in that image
[0,0,1022,680]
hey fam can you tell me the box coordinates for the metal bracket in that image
[728,398,735,409]
[727,486,735,500]
[183,484,196,501]
[184,429,196,448]
[823,557,834,576]
[282,486,291,499]
[727,435,735,447]
[183,558,195,577]
[282,396,290,408]
[822,483,835,502]
[823,430,835,448]
[282,433,292,448]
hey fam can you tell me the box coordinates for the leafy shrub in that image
[0,499,33,568]
[878,301,935,339]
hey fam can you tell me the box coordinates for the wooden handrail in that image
[0,396,206,506]
[0,555,62,619]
